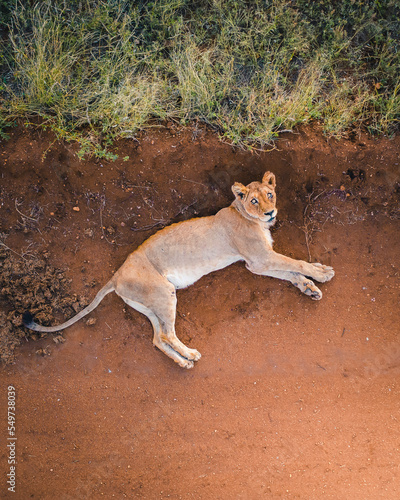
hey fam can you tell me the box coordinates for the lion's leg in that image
[262,270,323,300]
[247,252,334,283]
[119,295,196,369]
[149,314,198,370]
[114,264,201,367]
[154,339,196,369]
[154,293,202,363]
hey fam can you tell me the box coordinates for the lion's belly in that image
[165,255,241,289]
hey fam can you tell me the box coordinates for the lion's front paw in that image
[179,358,195,369]
[310,263,335,283]
[302,280,323,300]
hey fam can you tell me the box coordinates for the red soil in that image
[0,124,399,499]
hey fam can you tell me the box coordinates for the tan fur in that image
[24,172,334,368]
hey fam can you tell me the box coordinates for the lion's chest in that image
[263,227,274,247]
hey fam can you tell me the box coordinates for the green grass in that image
[0,0,399,157]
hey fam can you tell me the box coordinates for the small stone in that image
[73,206,80,212]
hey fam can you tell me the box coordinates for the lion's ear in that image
[232,182,248,200]
[262,171,276,188]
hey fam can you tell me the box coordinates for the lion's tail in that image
[22,281,114,333]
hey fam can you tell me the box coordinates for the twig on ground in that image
[130,221,165,232]
[182,178,208,188]
[0,239,27,261]
[131,201,197,232]
[301,226,312,262]
[99,196,115,245]
[300,190,327,262]
[15,199,40,221]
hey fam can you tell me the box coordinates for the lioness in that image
[24,171,334,368]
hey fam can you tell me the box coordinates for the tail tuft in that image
[22,312,35,329]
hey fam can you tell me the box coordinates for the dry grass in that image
[0,0,399,156]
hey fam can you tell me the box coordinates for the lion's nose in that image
[265,210,274,217]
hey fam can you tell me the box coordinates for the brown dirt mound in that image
[0,246,87,363]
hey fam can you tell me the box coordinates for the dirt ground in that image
[0,124,399,499]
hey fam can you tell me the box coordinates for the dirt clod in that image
[52,335,66,344]
[35,347,51,356]
[0,246,86,363]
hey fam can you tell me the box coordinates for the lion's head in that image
[232,171,277,226]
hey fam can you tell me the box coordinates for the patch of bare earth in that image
[0,124,399,499]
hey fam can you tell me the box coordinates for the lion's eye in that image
[251,198,258,205]
[267,193,273,200]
